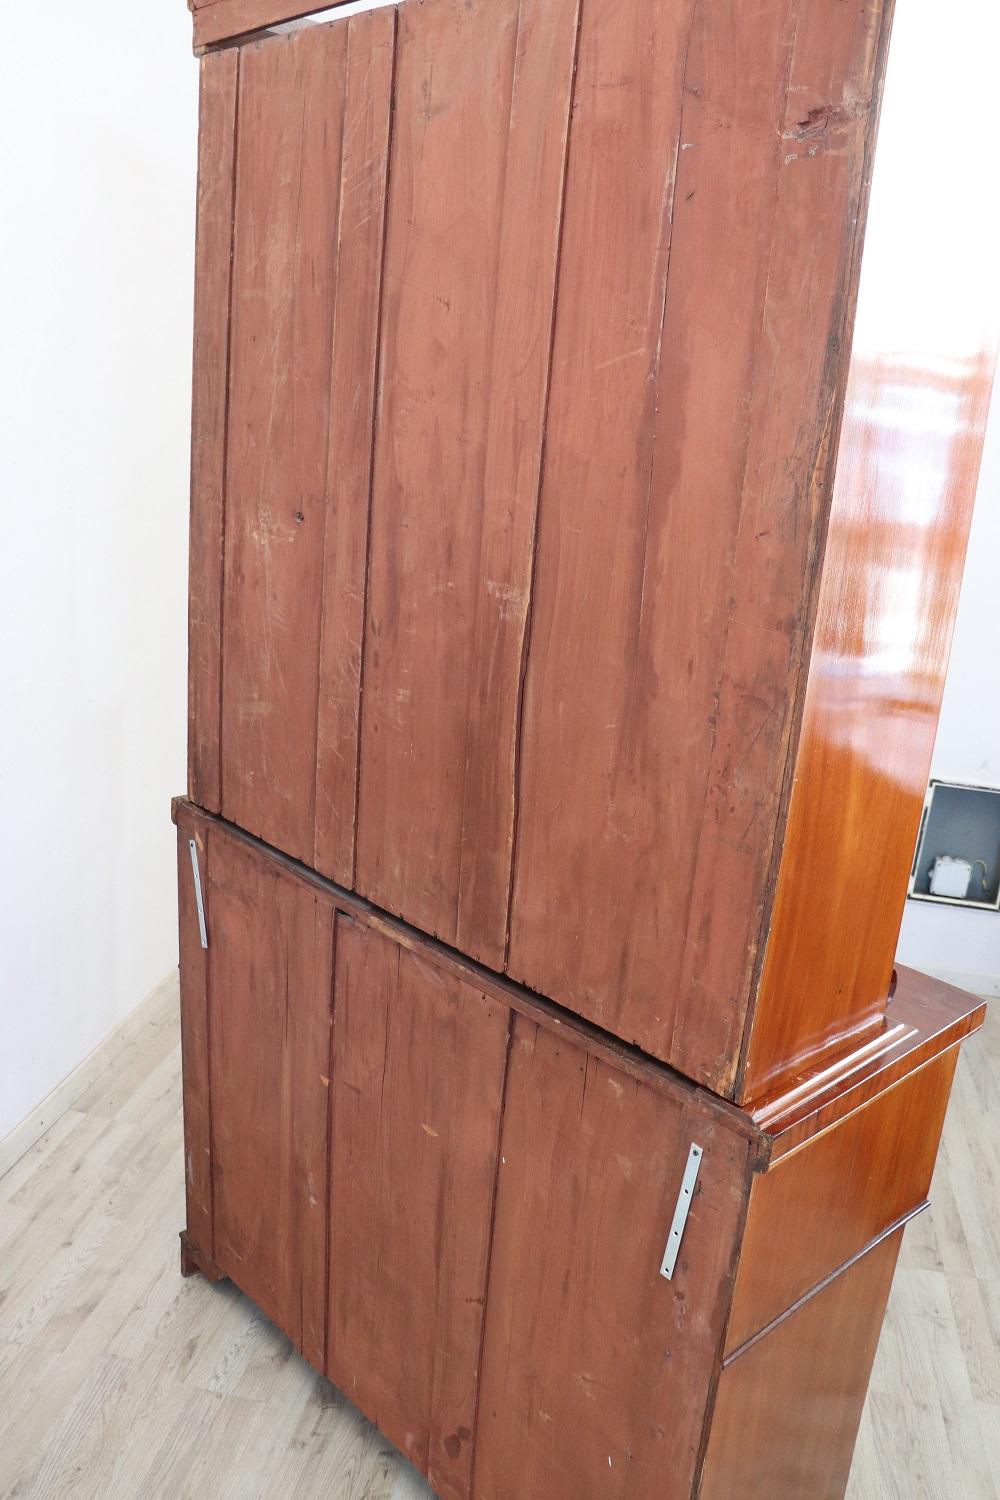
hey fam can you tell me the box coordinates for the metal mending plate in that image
[188,839,209,950]
[660,1142,703,1280]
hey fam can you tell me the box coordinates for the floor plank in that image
[0,974,994,1498]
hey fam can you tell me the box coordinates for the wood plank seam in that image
[202,826,218,1262]
[214,51,241,823]
[497,0,587,969]
[350,5,400,890]
[310,17,355,858]
[452,0,526,953]
[466,1010,516,1500]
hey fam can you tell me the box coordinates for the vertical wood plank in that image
[474,1017,752,1500]
[187,48,238,813]
[356,0,578,966]
[327,919,510,1500]
[313,7,396,887]
[220,24,348,860]
[176,811,214,1259]
[208,831,333,1371]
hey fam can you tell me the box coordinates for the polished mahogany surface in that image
[740,0,1000,1102]
[700,1229,904,1500]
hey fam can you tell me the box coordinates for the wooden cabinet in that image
[176,802,984,1500]
[176,0,994,1492]
[184,0,997,1104]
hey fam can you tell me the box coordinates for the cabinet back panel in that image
[187,0,981,1099]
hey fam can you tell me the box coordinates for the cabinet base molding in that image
[173,800,983,1500]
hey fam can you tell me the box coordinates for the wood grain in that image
[187,48,238,813]
[206,826,333,1371]
[727,1047,957,1355]
[327,918,510,1500]
[355,0,576,967]
[700,1229,905,1500]
[220,22,348,861]
[176,812,214,1259]
[313,7,396,886]
[475,1016,754,1500]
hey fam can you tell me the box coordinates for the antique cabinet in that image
[176,802,983,1500]
[183,0,996,1104]
[176,0,996,1493]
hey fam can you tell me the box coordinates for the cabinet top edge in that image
[189,0,364,52]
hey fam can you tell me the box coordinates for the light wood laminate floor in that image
[0,979,996,1498]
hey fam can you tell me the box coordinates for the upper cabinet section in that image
[186,0,997,1103]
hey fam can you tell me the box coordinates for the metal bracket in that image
[660,1142,703,1280]
[188,839,209,950]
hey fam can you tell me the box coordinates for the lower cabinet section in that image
[175,801,983,1500]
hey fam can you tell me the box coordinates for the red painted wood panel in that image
[507,0,890,1092]
[475,1016,753,1500]
[207,828,333,1371]
[313,7,396,885]
[327,918,510,1500]
[220,23,348,861]
[355,0,578,967]
[187,48,238,813]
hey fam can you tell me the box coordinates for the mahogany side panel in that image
[220,23,348,861]
[355,0,578,967]
[176,812,214,1258]
[206,825,333,1371]
[726,1044,957,1355]
[327,917,510,1500]
[313,7,396,886]
[475,1016,754,1500]
[187,48,238,813]
[699,1229,904,1500]
[741,0,1000,1101]
[507,0,890,1090]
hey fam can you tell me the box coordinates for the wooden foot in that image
[180,1230,226,1283]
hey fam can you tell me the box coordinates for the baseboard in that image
[0,970,180,1180]
[923,968,1000,1000]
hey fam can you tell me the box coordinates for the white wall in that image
[0,6,197,1139]
[897,390,1000,995]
